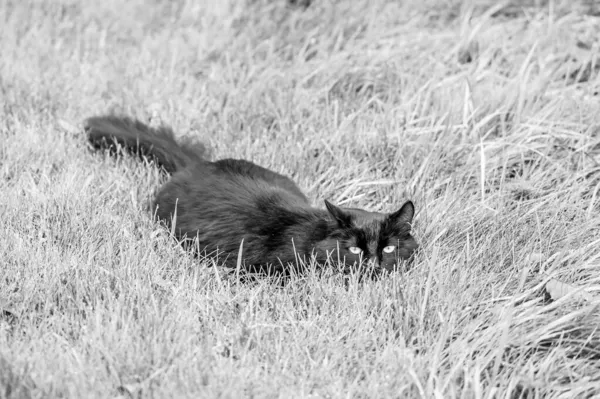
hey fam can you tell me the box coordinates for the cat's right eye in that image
[383,245,396,253]
[348,246,363,255]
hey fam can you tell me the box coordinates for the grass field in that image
[2,0,600,397]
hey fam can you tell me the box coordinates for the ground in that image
[1,0,600,397]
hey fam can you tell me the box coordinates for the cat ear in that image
[389,200,415,225]
[324,200,351,227]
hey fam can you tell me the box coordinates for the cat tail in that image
[85,115,208,174]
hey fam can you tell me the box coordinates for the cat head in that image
[315,200,418,272]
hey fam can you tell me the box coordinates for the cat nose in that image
[365,257,379,268]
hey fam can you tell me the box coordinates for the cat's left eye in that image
[348,246,363,255]
[383,245,396,253]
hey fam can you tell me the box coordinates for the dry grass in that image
[2,0,600,397]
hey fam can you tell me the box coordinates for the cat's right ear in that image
[324,200,351,228]
[389,200,415,225]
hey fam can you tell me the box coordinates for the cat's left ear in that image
[389,200,415,225]
[324,200,352,227]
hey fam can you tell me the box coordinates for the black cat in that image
[85,116,418,274]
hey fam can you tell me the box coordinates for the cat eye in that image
[348,246,363,255]
[383,245,396,253]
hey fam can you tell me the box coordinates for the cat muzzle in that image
[364,257,380,269]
